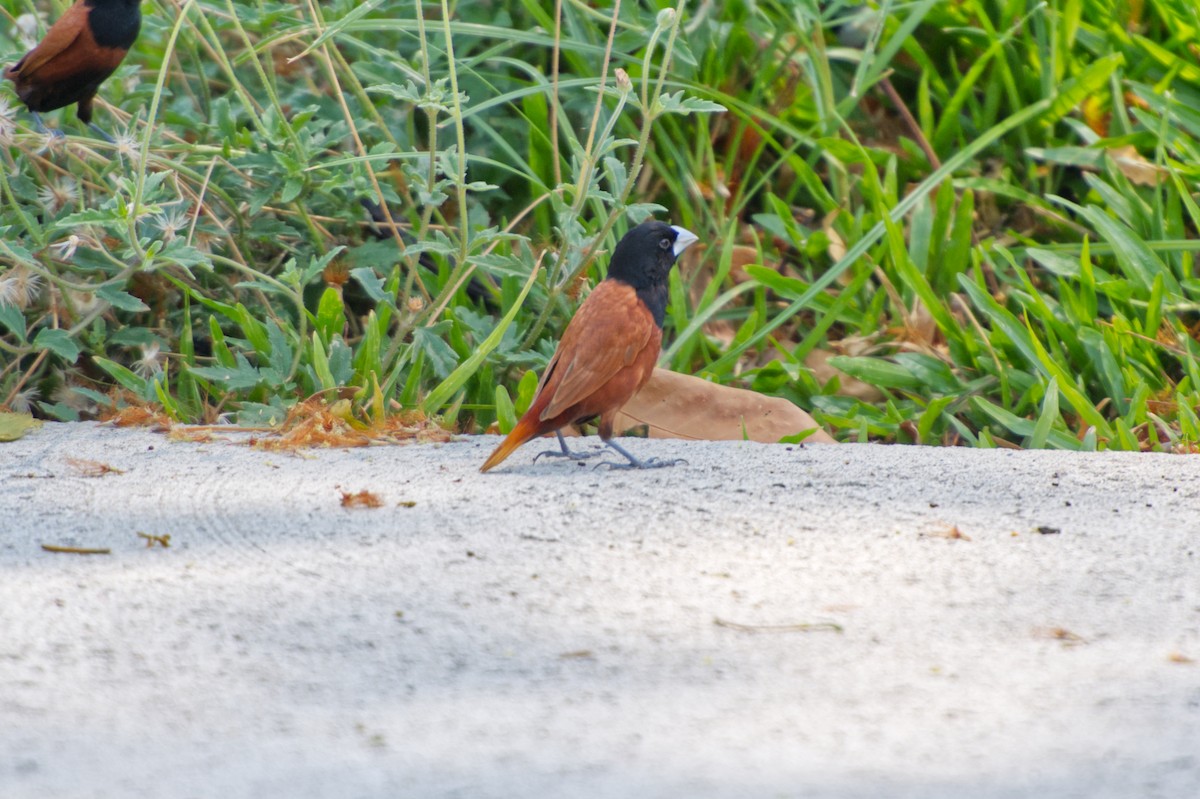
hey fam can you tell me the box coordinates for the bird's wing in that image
[9,3,88,78]
[539,281,656,422]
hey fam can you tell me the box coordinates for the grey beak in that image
[671,226,699,257]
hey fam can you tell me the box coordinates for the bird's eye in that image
[659,237,671,250]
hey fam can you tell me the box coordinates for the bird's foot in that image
[593,438,686,470]
[532,431,600,464]
[534,446,601,464]
[594,455,687,471]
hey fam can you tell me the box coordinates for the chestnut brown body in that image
[481,221,698,472]
[4,0,141,127]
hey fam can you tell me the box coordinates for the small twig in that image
[879,75,940,170]
[137,532,172,548]
[65,458,125,477]
[41,544,111,555]
[713,618,843,634]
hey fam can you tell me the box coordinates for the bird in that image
[3,0,142,141]
[480,220,699,473]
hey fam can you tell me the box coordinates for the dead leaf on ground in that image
[822,211,848,264]
[260,399,372,450]
[1035,627,1088,647]
[101,403,173,431]
[168,427,218,443]
[714,617,843,634]
[923,525,972,541]
[253,399,451,451]
[340,489,384,509]
[613,368,835,443]
[136,531,171,548]
[1107,145,1162,186]
[0,412,43,441]
[65,458,125,477]
[1167,652,1194,664]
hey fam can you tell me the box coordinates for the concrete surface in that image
[1,422,1198,798]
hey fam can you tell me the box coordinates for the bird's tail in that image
[480,416,540,472]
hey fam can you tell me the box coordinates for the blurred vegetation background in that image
[2,0,1200,450]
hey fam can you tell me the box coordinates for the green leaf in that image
[916,396,957,444]
[1029,378,1059,449]
[1027,248,1080,278]
[0,305,27,341]
[351,267,391,304]
[654,91,727,115]
[827,356,923,391]
[311,333,336,391]
[33,328,81,363]
[92,357,149,396]
[316,287,345,345]
[1042,54,1123,127]
[494,384,516,434]
[189,354,262,392]
[421,264,541,415]
[515,368,539,416]
[412,324,459,379]
[97,285,151,312]
[0,412,42,442]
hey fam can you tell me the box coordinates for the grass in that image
[2,0,1200,452]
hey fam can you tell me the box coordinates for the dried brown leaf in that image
[823,211,848,264]
[1107,145,1162,186]
[102,405,172,430]
[924,525,972,541]
[340,490,384,509]
[65,458,125,477]
[253,400,451,450]
[613,368,835,443]
[1035,627,1088,647]
[136,531,172,548]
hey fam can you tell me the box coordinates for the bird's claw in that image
[594,456,686,471]
[533,447,601,464]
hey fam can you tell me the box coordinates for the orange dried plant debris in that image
[64,458,125,477]
[340,489,384,509]
[98,393,172,430]
[251,399,452,451]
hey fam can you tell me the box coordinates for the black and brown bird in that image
[480,220,698,472]
[3,0,141,140]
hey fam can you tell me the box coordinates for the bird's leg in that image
[533,430,602,463]
[595,438,686,470]
[31,112,64,139]
[87,122,115,144]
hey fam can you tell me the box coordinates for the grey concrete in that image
[1,422,1198,798]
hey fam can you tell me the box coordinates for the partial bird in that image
[3,0,141,141]
[481,220,698,472]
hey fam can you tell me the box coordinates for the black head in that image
[86,0,143,51]
[606,221,698,289]
[605,220,699,327]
